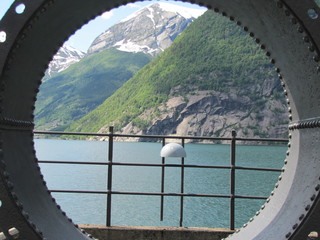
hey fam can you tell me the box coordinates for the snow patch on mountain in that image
[44,44,85,80]
[120,2,205,23]
[88,3,206,56]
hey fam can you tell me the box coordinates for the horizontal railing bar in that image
[37,160,282,172]
[38,160,109,165]
[33,130,288,143]
[112,162,231,169]
[235,137,289,143]
[49,189,268,200]
[235,166,283,172]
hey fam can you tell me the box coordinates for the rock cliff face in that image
[117,82,288,141]
[87,3,205,56]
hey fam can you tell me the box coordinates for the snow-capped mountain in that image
[44,45,85,80]
[87,2,206,56]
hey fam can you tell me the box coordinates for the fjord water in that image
[35,139,286,228]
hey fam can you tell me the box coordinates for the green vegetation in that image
[35,48,151,130]
[67,10,280,135]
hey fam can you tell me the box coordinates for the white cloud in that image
[101,10,114,19]
[126,3,140,8]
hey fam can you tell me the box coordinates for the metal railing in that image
[34,127,288,230]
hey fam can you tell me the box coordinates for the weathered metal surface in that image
[0,0,319,239]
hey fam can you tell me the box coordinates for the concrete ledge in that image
[79,225,234,240]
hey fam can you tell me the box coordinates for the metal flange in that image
[0,0,319,239]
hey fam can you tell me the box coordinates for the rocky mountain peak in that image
[87,3,206,56]
[44,44,85,81]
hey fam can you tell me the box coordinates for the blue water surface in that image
[35,139,286,228]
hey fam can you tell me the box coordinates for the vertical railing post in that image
[106,126,114,227]
[230,130,237,230]
[179,138,185,227]
[160,137,166,221]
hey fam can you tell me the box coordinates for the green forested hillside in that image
[67,10,282,134]
[35,48,151,130]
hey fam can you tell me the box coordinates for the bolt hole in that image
[308,9,318,19]
[308,231,319,240]
[0,31,6,43]
[15,3,26,14]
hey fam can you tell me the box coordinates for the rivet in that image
[243,223,247,228]
[276,1,283,8]
[286,232,291,238]
[305,205,310,211]
[243,26,249,32]
[285,10,290,16]
[249,32,254,37]
[271,191,275,196]
[236,229,240,233]
[3,171,9,179]
[261,205,265,210]
[222,12,227,16]
[261,44,266,50]
[230,16,235,21]
[249,217,254,222]
[256,211,260,216]
[271,59,275,64]
[236,21,241,26]
[266,198,270,203]
[299,214,305,220]
[214,8,219,13]
[298,26,304,33]
[276,68,281,73]
[291,18,297,24]
[17,202,23,210]
[275,183,279,188]
[315,184,320,191]
[311,195,316,201]
[289,115,293,121]
[266,52,271,57]
[303,36,310,43]
[314,55,320,62]
[7,181,14,190]
[286,151,290,156]
[22,210,30,219]
[292,223,298,230]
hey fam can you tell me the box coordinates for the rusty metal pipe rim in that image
[0,0,320,239]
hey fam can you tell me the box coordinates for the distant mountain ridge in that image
[35,49,151,130]
[87,2,205,56]
[44,45,85,80]
[35,3,205,130]
[67,11,289,140]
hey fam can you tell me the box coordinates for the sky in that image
[0,0,206,52]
